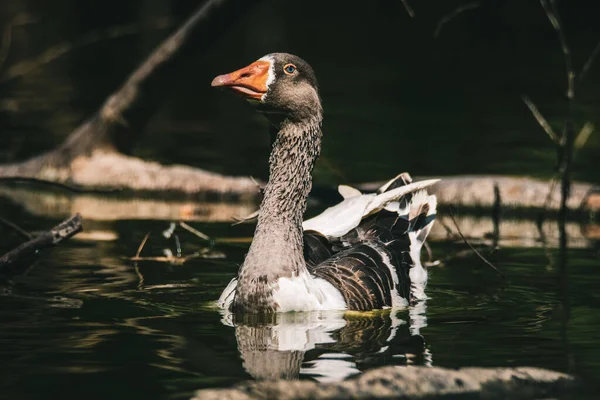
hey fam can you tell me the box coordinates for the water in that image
[1,0,600,399]
[0,201,598,399]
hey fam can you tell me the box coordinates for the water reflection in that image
[0,186,258,222]
[221,303,431,381]
[1,186,596,249]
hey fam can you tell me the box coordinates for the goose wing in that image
[302,178,439,238]
[304,174,438,311]
[308,240,409,310]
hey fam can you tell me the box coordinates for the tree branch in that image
[0,0,263,197]
[434,2,479,38]
[0,214,83,270]
[577,40,600,86]
[522,95,560,143]
[541,0,574,99]
[400,0,415,18]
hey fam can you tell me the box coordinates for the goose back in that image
[304,174,437,310]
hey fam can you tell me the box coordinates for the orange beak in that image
[211,60,271,100]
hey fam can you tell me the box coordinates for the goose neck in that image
[241,116,322,281]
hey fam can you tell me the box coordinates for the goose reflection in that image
[221,302,430,381]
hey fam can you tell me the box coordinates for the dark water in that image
[1,208,599,400]
[1,0,600,399]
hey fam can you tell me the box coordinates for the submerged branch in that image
[128,250,223,265]
[0,214,82,270]
[179,222,210,241]
[135,232,152,258]
[448,208,505,278]
[129,225,222,266]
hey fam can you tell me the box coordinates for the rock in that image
[192,366,579,400]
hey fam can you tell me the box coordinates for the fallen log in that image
[0,0,262,198]
[0,213,82,270]
[0,172,596,213]
[358,175,599,212]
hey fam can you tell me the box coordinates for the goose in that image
[212,53,438,313]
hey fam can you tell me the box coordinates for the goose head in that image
[211,53,321,124]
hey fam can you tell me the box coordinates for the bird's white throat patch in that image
[258,55,276,101]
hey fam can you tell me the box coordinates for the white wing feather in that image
[303,179,439,238]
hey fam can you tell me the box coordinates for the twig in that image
[133,262,145,289]
[174,234,182,257]
[133,232,150,289]
[574,122,594,150]
[434,2,479,38]
[231,210,259,226]
[0,214,83,270]
[128,249,225,264]
[162,223,176,239]
[0,176,121,193]
[215,237,253,244]
[400,0,415,18]
[179,222,210,241]
[522,95,559,143]
[535,214,555,271]
[0,216,32,240]
[448,208,505,278]
[577,40,600,86]
[136,232,151,258]
[540,0,576,219]
[249,176,263,192]
[543,175,559,210]
[129,226,222,266]
[541,0,574,99]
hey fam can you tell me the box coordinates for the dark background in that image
[1,0,599,185]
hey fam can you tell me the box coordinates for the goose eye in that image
[283,64,296,75]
